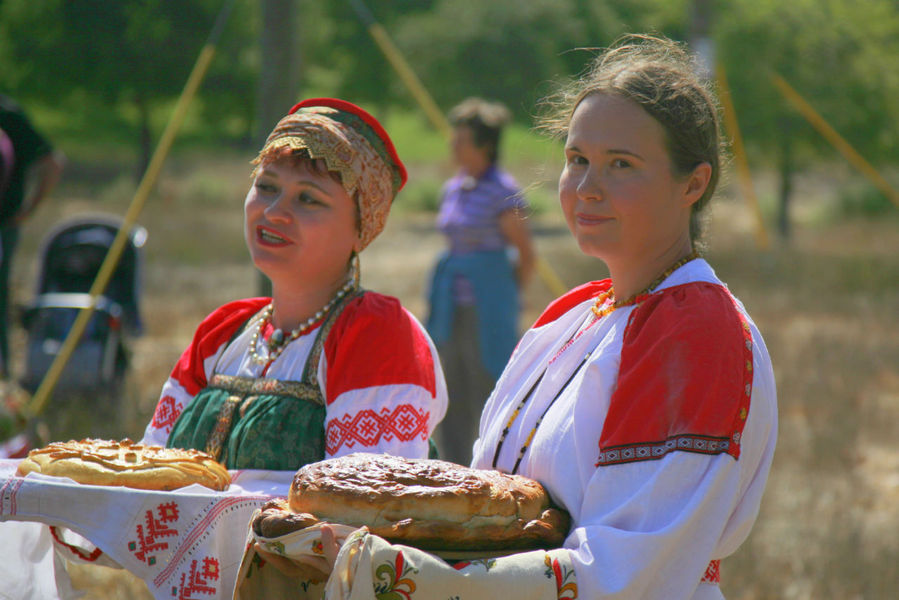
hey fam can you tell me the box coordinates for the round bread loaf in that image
[284,453,570,551]
[16,438,231,492]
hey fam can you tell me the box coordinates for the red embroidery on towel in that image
[175,556,220,600]
[129,501,180,565]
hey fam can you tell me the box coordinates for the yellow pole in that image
[367,23,452,139]
[771,72,899,209]
[24,2,235,420]
[349,0,569,297]
[717,63,770,249]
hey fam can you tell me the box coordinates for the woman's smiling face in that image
[244,157,361,290]
[558,93,700,267]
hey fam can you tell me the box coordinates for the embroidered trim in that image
[701,559,721,584]
[150,394,180,433]
[205,395,242,461]
[729,312,754,458]
[208,374,323,404]
[325,404,429,455]
[50,526,105,562]
[596,433,732,466]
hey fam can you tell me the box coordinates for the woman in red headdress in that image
[141,98,447,471]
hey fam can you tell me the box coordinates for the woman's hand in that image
[253,524,342,583]
[498,210,536,289]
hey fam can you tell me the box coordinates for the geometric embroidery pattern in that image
[596,434,731,467]
[174,556,220,600]
[150,395,180,434]
[129,501,180,565]
[325,404,429,455]
[701,559,721,584]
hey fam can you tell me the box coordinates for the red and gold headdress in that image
[255,98,407,250]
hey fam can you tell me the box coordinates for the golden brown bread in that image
[16,438,231,492]
[253,498,321,538]
[275,453,570,551]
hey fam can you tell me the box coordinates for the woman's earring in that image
[350,252,361,288]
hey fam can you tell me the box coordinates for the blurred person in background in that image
[266,34,777,599]
[0,94,65,377]
[427,97,535,465]
[141,98,447,470]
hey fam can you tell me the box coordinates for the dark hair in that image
[449,97,511,164]
[540,34,725,245]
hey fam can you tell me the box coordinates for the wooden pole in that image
[771,72,899,209]
[24,0,237,420]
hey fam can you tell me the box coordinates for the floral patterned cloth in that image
[235,520,578,600]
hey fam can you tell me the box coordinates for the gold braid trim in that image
[256,112,394,249]
[208,374,323,404]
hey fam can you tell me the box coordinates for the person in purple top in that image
[426,97,535,465]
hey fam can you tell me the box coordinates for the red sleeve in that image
[532,280,612,328]
[596,282,754,466]
[323,293,436,403]
[169,298,270,395]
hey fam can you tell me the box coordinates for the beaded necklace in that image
[248,277,356,366]
[591,250,700,319]
[492,250,701,474]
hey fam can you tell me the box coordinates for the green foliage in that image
[1,0,896,217]
[715,0,899,166]
[0,0,257,153]
[837,180,899,216]
[394,176,444,213]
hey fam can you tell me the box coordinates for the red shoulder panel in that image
[169,298,270,396]
[596,282,753,466]
[323,293,436,404]
[533,280,612,329]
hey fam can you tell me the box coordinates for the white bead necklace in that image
[248,277,356,365]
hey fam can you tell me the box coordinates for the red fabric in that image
[169,298,270,396]
[532,280,612,329]
[597,282,753,466]
[323,293,436,404]
[701,559,721,584]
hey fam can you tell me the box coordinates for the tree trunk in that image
[777,133,794,240]
[256,0,300,147]
[255,0,301,296]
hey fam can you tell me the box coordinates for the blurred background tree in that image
[0,0,256,176]
[0,0,896,233]
[715,0,899,237]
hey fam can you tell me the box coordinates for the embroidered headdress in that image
[254,98,407,250]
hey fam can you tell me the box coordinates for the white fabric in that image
[0,519,82,600]
[1,459,293,600]
[471,259,777,599]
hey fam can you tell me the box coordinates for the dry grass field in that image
[8,154,898,598]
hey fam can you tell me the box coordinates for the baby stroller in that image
[20,214,147,398]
